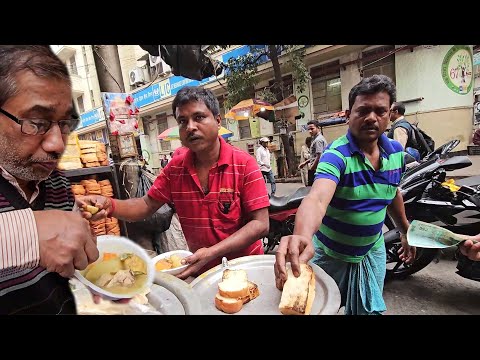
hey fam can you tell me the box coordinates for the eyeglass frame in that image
[0,107,80,135]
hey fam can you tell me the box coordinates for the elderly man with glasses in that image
[0,45,98,314]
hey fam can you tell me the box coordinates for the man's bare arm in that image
[386,189,409,234]
[76,194,164,222]
[208,207,269,258]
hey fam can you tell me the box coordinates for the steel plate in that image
[190,255,341,315]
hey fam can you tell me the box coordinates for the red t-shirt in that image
[172,146,188,158]
[148,136,270,274]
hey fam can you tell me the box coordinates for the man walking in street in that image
[388,102,409,150]
[256,137,276,196]
[298,120,327,186]
[160,154,169,168]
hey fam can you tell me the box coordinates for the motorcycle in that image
[264,186,310,253]
[383,140,480,280]
[264,140,480,281]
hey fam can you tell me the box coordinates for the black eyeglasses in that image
[0,107,79,135]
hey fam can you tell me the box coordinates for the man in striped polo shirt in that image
[274,75,416,315]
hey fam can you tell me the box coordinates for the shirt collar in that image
[346,129,396,156]
[183,136,232,171]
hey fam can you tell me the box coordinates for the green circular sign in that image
[441,45,473,95]
[298,95,309,108]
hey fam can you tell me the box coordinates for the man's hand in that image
[75,195,111,220]
[33,210,99,278]
[176,248,213,280]
[459,234,480,261]
[398,233,416,264]
[274,234,314,291]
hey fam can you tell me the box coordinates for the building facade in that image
[50,45,107,142]
[128,45,476,174]
[53,45,477,174]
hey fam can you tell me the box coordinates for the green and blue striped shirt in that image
[314,130,405,263]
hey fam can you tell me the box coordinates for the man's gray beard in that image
[1,159,50,181]
[0,143,51,181]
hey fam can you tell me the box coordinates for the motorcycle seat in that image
[269,186,311,212]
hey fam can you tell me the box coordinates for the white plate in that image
[74,235,155,301]
[190,255,341,315]
[152,250,193,276]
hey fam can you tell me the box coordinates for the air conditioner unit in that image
[149,54,161,67]
[129,67,145,86]
[149,56,172,77]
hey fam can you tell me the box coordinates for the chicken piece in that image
[170,255,183,269]
[106,269,136,288]
[96,273,114,288]
[122,254,147,274]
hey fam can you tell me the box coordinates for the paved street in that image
[384,250,480,315]
[273,182,480,315]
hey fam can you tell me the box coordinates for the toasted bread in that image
[279,264,316,315]
[216,269,260,313]
[221,269,248,281]
[214,293,243,314]
[218,269,249,298]
[218,280,249,298]
[239,281,260,304]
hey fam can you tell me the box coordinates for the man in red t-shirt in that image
[77,86,270,279]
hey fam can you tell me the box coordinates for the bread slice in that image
[279,264,316,315]
[221,269,247,281]
[239,281,260,304]
[215,293,243,314]
[218,269,249,298]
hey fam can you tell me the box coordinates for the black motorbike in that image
[384,140,480,280]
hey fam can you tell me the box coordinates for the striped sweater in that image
[314,131,404,263]
[0,170,77,314]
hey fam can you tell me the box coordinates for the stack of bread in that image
[214,269,259,314]
[71,178,120,237]
[90,218,106,236]
[58,132,83,170]
[81,179,101,195]
[71,184,86,196]
[96,143,109,166]
[79,140,100,168]
[105,217,120,236]
[278,263,316,315]
[99,179,114,197]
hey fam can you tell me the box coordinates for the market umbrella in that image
[225,98,275,122]
[157,125,233,141]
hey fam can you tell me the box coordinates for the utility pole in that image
[91,45,125,93]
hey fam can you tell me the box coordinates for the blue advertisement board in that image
[132,46,254,108]
[78,107,105,129]
[132,78,172,108]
